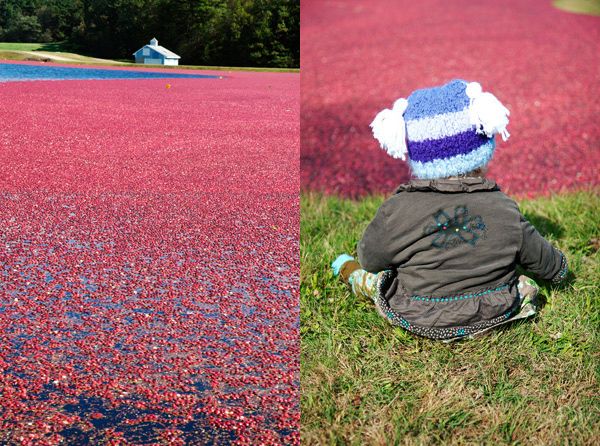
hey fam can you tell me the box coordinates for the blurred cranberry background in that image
[301,0,600,198]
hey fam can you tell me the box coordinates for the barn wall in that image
[133,46,179,64]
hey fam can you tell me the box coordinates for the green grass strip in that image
[554,0,600,16]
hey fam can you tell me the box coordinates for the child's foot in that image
[331,254,361,283]
[515,275,541,318]
[517,275,540,304]
[331,254,354,276]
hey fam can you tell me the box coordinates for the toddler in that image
[332,80,568,340]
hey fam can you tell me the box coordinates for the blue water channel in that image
[0,62,218,82]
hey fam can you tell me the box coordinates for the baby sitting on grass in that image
[332,80,568,341]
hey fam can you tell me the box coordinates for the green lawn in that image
[554,0,600,16]
[0,41,127,65]
[0,41,299,72]
[0,42,68,51]
[301,190,599,445]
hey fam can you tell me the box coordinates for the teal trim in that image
[410,284,509,303]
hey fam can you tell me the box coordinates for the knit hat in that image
[370,79,510,179]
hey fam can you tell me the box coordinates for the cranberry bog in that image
[0,62,299,445]
[301,0,600,198]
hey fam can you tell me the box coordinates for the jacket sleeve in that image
[357,201,396,273]
[518,215,568,284]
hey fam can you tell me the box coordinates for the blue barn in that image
[133,38,180,66]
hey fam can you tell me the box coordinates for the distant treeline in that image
[0,0,299,67]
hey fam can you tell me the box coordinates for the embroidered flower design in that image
[424,205,486,249]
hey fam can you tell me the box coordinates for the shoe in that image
[331,254,355,276]
[517,275,540,307]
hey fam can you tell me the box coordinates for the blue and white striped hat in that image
[371,80,510,179]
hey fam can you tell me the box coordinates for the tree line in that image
[0,0,299,68]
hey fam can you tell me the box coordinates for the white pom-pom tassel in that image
[370,98,409,160]
[465,82,510,141]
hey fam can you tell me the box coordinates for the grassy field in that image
[0,42,299,72]
[301,190,599,445]
[0,42,63,51]
[0,41,128,64]
[554,0,600,16]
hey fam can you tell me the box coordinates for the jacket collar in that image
[395,177,499,194]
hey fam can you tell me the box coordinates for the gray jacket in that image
[357,178,567,338]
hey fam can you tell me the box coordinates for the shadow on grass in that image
[30,41,96,58]
[37,42,71,52]
[522,211,565,239]
[518,211,578,293]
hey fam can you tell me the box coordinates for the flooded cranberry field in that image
[0,63,299,445]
